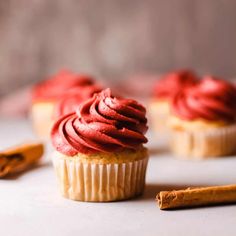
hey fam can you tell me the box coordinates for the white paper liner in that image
[170,124,236,159]
[52,154,149,202]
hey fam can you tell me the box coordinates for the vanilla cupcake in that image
[169,76,236,159]
[53,84,101,119]
[51,89,149,202]
[31,70,99,138]
[149,70,198,132]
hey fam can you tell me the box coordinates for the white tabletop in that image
[0,119,236,236]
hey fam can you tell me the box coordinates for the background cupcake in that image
[53,84,102,118]
[169,76,236,159]
[31,69,99,138]
[148,70,199,133]
[51,88,149,202]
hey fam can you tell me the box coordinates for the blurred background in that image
[1,0,236,99]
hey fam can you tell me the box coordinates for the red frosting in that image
[32,70,94,102]
[51,89,148,156]
[171,76,236,122]
[153,70,199,100]
[53,84,102,118]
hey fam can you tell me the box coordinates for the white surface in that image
[0,119,236,236]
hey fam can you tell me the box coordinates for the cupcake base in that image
[52,149,149,202]
[148,100,170,133]
[170,124,236,159]
[31,102,54,138]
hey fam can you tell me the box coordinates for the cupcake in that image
[31,70,99,138]
[51,89,149,202]
[53,84,101,118]
[149,70,198,132]
[169,76,236,159]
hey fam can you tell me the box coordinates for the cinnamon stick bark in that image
[157,184,236,210]
[0,142,44,178]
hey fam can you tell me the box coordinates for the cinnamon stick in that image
[0,142,44,178]
[157,184,236,210]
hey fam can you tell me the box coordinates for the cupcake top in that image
[51,88,148,156]
[171,76,236,123]
[32,70,94,102]
[153,70,198,100]
[53,84,102,118]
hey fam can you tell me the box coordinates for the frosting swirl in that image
[51,89,148,156]
[53,84,102,118]
[154,70,198,99]
[171,76,236,122]
[32,70,94,102]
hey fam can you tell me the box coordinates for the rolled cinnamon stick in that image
[157,184,236,210]
[0,142,44,178]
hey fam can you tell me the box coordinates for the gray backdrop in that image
[1,0,236,96]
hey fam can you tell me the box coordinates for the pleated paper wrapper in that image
[52,154,149,202]
[170,124,236,159]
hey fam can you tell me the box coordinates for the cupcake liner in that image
[170,124,236,159]
[52,154,149,202]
